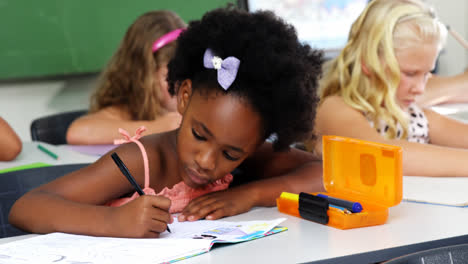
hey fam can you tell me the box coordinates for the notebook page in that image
[403,176,468,206]
[160,217,286,242]
[0,218,286,264]
[0,233,208,264]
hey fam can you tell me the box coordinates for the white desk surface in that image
[0,142,99,170]
[431,103,468,122]
[2,202,468,264]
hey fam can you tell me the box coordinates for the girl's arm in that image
[417,72,468,107]
[8,142,172,238]
[0,117,22,161]
[231,144,325,206]
[424,107,468,148]
[315,95,468,177]
[179,139,325,221]
[66,106,181,145]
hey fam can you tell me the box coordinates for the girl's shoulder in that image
[318,95,356,114]
[140,131,177,162]
[315,95,370,134]
[320,95,345,105]
[94,105,131,120]
[138,130,179,190]
[139,131,176,156]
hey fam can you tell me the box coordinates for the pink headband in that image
[152,28,184,52]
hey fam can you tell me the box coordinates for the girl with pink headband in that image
[66,10,186,145]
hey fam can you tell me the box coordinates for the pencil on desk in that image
[37,144,58,160]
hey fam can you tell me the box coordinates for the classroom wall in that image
[427,0,468,76]
[0,0,233,80]
[1,0,465,79]
[1,0,467,142]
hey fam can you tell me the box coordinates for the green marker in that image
[37,144,58,160]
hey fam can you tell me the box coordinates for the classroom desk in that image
[2,107,468,263]
[2,202,468,264]
[0,142,100,171]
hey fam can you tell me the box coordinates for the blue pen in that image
[317,194,363,213]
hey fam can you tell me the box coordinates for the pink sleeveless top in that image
[106,127,233,213]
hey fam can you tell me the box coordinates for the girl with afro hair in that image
[10,7,324,238]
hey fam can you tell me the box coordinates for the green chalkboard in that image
[0,0,234,80]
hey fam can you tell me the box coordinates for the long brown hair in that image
[90,10,186,120]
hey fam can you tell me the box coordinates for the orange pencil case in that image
[277,135,403,229]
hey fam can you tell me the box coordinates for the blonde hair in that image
[319,0,446,139]
[90,10,186,120]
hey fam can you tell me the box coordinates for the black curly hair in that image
[167,7,323,151]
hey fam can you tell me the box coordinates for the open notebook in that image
[0,218,286,264]
[403,176,468,207]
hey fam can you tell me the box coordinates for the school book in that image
[0,218,287,264]
[403,176,468,207]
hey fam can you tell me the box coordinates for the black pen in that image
[110,152,171,233]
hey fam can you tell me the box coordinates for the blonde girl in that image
[312,0,468,177]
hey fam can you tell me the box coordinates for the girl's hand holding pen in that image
[110,195,173,238]
[110,152,173,237]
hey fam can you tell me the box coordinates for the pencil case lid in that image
[322,135,403,207]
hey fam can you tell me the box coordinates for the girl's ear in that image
[177,79,193,115]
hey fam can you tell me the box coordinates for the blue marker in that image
[317,194,363,213]
[328,204,352,214]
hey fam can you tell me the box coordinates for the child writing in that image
[10,7,324,238]
[0,117,21,161]
[310,0,468,177]
[66,10,186,145]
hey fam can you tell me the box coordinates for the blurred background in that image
[0,0,466,141]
